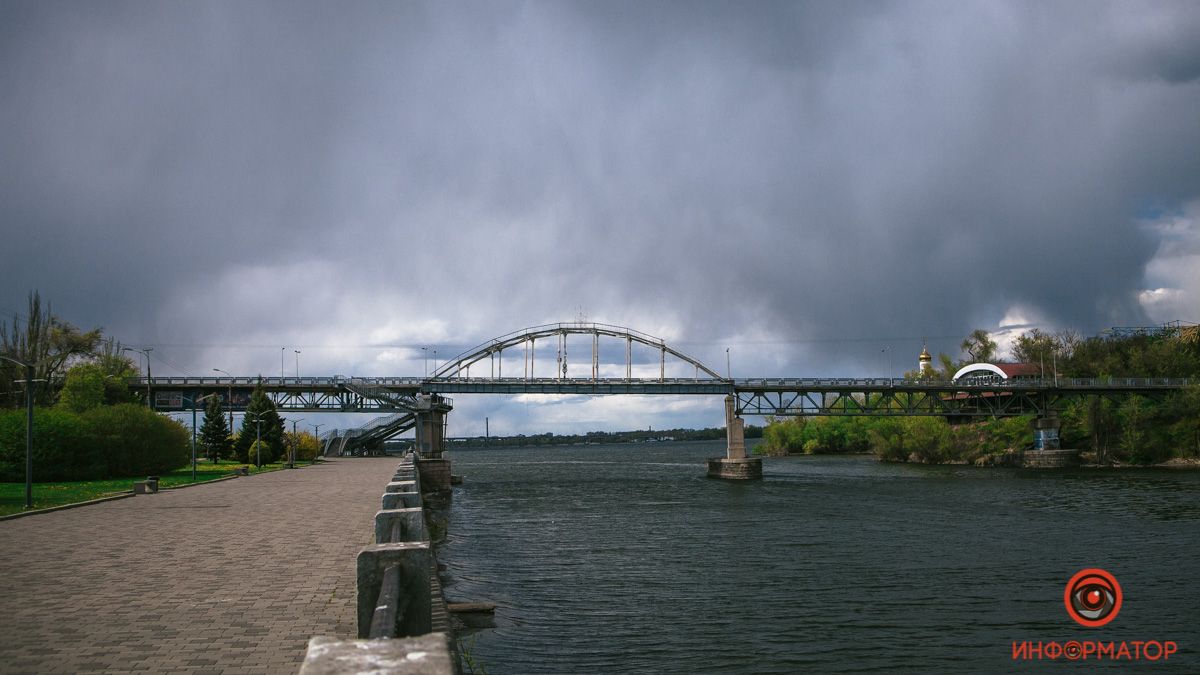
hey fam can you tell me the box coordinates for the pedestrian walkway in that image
[0,457,399,675]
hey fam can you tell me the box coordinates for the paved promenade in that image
[0,457,399,675]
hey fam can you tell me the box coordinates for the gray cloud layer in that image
[3,1,1199,411]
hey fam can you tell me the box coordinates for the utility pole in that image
[123,347,153,407]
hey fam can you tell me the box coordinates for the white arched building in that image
[951,362,1041,384]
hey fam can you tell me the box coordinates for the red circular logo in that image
[1064,568,1122,627]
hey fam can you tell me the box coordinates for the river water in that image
[437,440,1199,673]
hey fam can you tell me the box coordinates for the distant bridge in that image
[130,322,1194,458]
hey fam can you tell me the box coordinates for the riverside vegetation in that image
[760,325,1200,466]
[0,292,320,496]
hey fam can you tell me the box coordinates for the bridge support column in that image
[707,395,762,480]
[1024,414,1079,468]
[416,410,446,458]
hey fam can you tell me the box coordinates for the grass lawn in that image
[0,459,318,517]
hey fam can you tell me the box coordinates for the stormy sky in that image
[3,1,1199,435]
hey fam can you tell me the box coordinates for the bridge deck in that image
[0,457,399,675]
[136,376,1194,414]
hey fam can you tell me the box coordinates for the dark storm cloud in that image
[3,0,1199,390]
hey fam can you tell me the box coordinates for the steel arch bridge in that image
[431,322,723,381]
[131,322,1195,455]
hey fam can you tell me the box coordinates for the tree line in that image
[764,324,1200,465]
[0,292,319,481]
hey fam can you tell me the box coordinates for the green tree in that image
[0,291,102,407]
[960,328,998,363]
[285,430,321,462]
[234,381,284,466]
[57,363,107,413]
[92,336,138,405]
[199,394,232,462]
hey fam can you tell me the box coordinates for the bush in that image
[83,404,190,477]
[0,404,189,481]
[0,407,100,481]
[247,439,278,466]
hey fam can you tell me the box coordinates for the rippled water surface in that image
[437,441,1200,673]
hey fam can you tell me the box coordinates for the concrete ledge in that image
[299,634,453,675]
[707,456,763,480]
[1023,449,1081,469]
[0,492,136,521]
[158,474,241,491]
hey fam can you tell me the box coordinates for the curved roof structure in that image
[953,363,1009,381]
[952,362,1040,381]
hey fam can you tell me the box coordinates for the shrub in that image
[0,407,100,481]
[247,439,278,466]
[83,404,189,476]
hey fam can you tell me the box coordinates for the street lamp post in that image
[1,355,37,509]
[245,410,269,468]
[213,368,234,433]
[190,393,218,481]
[726,347,731,380]
[123,347,153,407]
[313,423,325,460]
[422,347,427,377]
[281,347,286,383]
[294,350,301,381]
[289,418,306,469]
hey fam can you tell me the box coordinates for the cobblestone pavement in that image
[0,458,398,675]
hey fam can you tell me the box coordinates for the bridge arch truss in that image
[430,322,724,382]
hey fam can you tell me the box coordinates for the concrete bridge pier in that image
[414,396,453,492]
[707,395,763,480]
[1023,413,1080,468]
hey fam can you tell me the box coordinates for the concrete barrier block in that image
[382,491,421,510]
[385,480,418,494]
[300,633,453,675]
[356,542,432,638]
[375,508,427,543]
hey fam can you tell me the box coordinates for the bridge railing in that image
[732,377,1195,389]
[423,376,730,384]
[131,375,426,387]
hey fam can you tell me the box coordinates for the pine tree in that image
[234,380,285,466]
[199,393,232,462]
